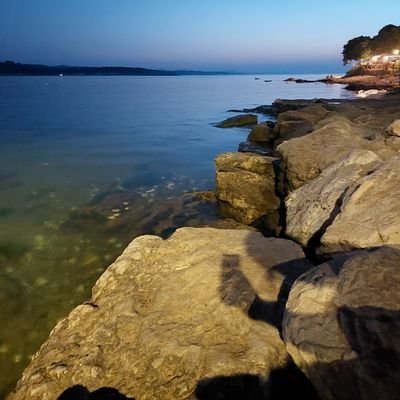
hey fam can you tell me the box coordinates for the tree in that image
[342,36,373,65]
[371,24,400,53]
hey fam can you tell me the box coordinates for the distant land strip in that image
[0,61,230,76]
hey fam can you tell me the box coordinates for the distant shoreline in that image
[0,61,231,77]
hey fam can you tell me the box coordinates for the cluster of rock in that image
[8,97,400,400]
[285,74,400,91]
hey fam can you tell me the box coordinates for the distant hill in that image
[0,61,231,76]
[0,61,177,76]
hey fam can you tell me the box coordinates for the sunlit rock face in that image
[285,149,382,248]
[283,246,400,400]
[8,228,314,400]
[277,113,394,192]
[320,155,400,253]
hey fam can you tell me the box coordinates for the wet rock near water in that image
[227,105,277,117]
[247,123,277,143]
[273,105,328,148]
[238,141,273,156]
[9,228,314,400]
[216,114,258,128]
[272,98,331,113]
[61,185,220,240]
[215,152,281,234]
[283,246,400,400]
[284,77,320,84]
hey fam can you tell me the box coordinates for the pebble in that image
[34,277,49,287]
[13,354,22,363]
[76,284,85,293]
[34,234,46,250]
[0,344,9,354]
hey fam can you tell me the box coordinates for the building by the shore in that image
[361,49,400,68]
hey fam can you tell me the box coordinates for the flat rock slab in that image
[216,114,257,128]
[9,228,311,400]
[283,246,400,400]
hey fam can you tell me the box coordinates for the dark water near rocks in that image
[0,74,352,397]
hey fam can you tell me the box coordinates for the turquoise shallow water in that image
[0,74,353,397]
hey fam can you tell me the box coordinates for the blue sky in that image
[1,0,400,73]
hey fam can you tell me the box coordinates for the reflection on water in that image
[0,75,352,397]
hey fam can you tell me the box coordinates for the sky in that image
[1,0,400,73]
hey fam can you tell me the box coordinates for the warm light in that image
[393,49,400,55]
[371,55,379,62]
[383,56,389,62]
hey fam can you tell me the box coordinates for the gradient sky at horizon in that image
[1,0,400,73]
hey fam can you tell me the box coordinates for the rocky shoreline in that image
[7,92,400,400]
[285,73,400,92]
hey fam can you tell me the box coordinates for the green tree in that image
[371,24,400,53]
[342,36,373,65]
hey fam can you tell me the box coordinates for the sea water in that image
[0,74,353,397]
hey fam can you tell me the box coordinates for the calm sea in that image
[0,74,352,397]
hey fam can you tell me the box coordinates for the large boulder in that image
[216,114,257,128]
[320,155,400,253]
[9,228,312,400]
[215,152,281,232]
[283,246,400,400]
[285,150,382,248]
[277,114,394,191]
[247,123,277,143]
[273,105,329,147]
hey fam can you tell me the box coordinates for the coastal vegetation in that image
[342,24,400,65]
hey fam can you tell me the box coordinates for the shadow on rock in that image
[195,363,319,400]
[216,244,319,399]
[57,385,135,400]
[219,254,255,309]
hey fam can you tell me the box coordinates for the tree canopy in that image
[342,24,400,64]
